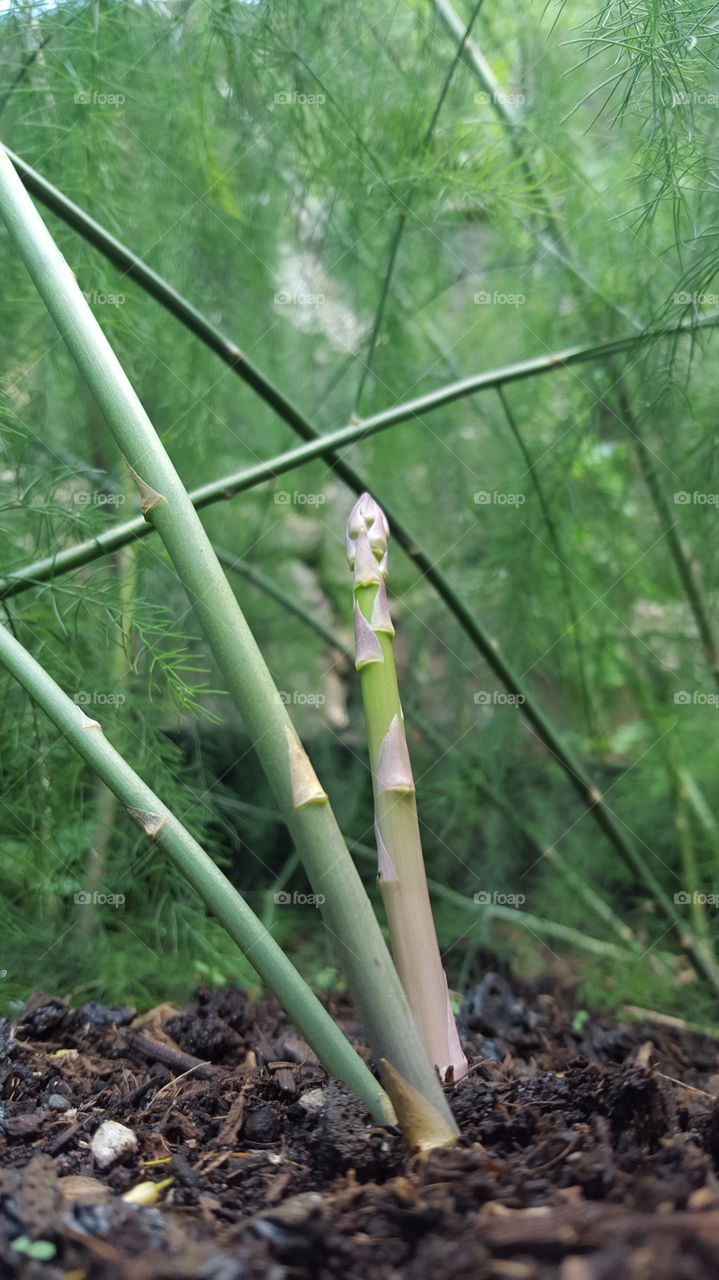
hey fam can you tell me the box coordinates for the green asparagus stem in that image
[347,494,468,1084]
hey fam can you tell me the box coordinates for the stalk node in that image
[126,462,165,517]
[284,726,328,810]
[376,715,415,794]
[354,602,384,668]
[124,805,169,841]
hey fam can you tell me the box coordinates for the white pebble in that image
[298,1088,326,1114]
[91,1120,138,1169]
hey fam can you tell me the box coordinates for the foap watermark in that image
[274,291,326,305]
[674,491,719,506]
[278,690,326,707]
[83,291,125,307]
[74,91,125,107]
[474,491,526,506]
[674,291,719,306]
[74,691,126,708]
[474,91,526,107]
[74,890,125,908]
[273,91,325,106]
[674,690,719,707]
[273,890,325,908]
[474,691,526,707]
[672,91,719,107]
[474,290,525,307]
[474,890,526,907]
[674,890,719,906]
[274,490,326,506]
[73,491,126,507]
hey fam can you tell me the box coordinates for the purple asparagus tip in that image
[346,493,390,578]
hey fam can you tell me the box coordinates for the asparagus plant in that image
[6,148,719,987]
[347,494,468,1083]
[0,145,458,1149]
[0,621,393,1124]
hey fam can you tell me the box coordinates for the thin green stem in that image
[355,0,484,409]
[3,319,717,605]
[496,386,594,736]
[0,620,393,1122]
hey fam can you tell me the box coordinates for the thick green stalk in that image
[0,621,392,1122]
[213,546,350,658]
[0,145,457,1145]
[347,494,468,1083]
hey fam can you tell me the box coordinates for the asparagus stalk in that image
[347,494,468,1084]
[0,145,458,1148]
[0,621,393,1122]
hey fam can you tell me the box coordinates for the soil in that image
[2,972,719,1278]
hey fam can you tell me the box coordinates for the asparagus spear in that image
[347,494,468,1083]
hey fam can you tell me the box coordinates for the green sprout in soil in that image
[347,494,468,1084]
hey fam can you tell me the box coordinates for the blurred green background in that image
[1,0,719,1021]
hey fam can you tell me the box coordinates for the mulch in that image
[2,972,719,1278]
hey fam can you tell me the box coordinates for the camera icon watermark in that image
[73,491,126,507]
[273,890,325,908]
[278,690,326,707]
[674,889,719,905]
[74,691,126,708]
[273,491,326,506]
[474,890,526,906]
[474,491,526,506]
[673,490,719,505]
[474,91,526,106]
[74,890,125,908]
[671,91,719,107]
[674,690,719,707]
[474,690,526,706]
[674,291,719,305]
[273,91,325,106]
[83,291,125,308]
[474,290,526,307]
[274,291,326,305]
[74,91,125,107]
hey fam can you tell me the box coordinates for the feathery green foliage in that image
[2,0,719,1038]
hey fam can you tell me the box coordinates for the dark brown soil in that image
[2,973,719,1278]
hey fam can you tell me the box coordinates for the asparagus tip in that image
[346,492,390,577]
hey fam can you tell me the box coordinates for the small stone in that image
[243,1104,279,1144]
[298,1089,326,1114]
[47,1094,71,1111]
[91,1120,138,1170]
